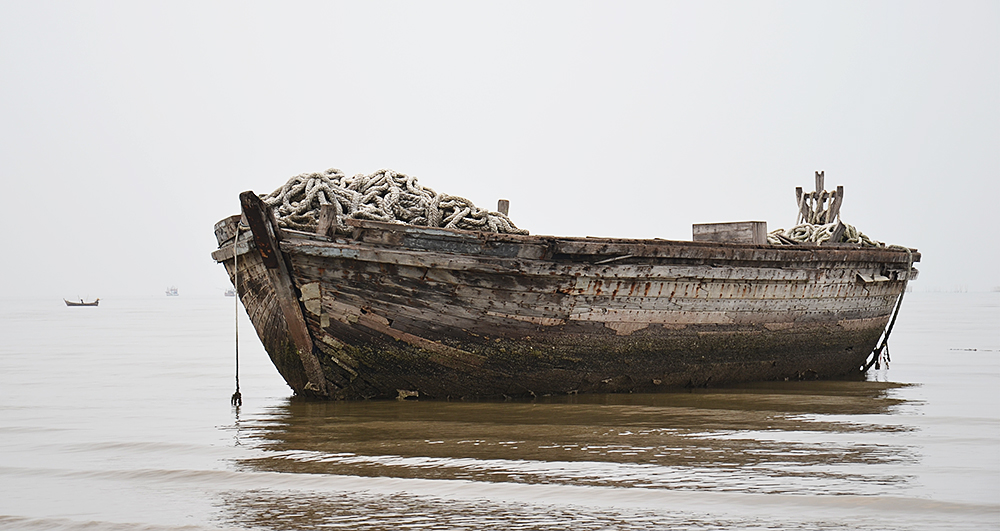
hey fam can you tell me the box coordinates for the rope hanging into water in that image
[863,247,913,372]
[259,168,528,235]
[231,223,242,408]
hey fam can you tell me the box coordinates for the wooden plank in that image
[302,261,900,319]
[283,240,920,286]
[376,290,893,336]
[497,199,510,216]
[775,233,798,246]
[826,221,846,245]
[210,237,254,262]
[316,204,338,237]
[214,214,243,246]
[352,222,548,259]
[548,239,919,265]
[352,312,504,375]
[338,218,920,266]
[240,193,280,269]
[320,275,897,339]
[290,249,901,335]
[830,185,844,221]
[692,222,767,245]
[796,186,810,224]
[240,191,331,397]
[345,217,534,243]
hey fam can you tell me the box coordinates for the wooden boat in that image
[65,298,99,307]
[212,176,919,400]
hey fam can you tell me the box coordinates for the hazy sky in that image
[2,1,997,299]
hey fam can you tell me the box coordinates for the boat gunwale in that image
[269,218,920,267]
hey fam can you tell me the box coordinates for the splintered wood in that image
[795,171,844,225]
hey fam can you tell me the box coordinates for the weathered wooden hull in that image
[212,200,918,400]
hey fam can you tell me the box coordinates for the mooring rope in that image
[770,218,914,373]
[864,290,904,371]
[862,247,913,372]
[231,222,242,408]
[259,168,528,235]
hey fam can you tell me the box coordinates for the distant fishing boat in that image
[65,298,99,307]
[224,288,237,297]
[212,170,919,400]
[166,287,179,296]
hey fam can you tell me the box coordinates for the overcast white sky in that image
[1,1,997,299]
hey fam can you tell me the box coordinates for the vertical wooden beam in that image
[815,170,825,193]
[830,185,844,221]
[497,199,510,216]
[241,196,279,269]
[316,204,338,237]
[239,191,330,397]
[795,187,806,224]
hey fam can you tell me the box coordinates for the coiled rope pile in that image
[767,222,885,247]
[260,168,528,235]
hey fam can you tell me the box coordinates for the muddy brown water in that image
[0,292,996,530]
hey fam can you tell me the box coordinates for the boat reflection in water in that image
[221,381,930,530]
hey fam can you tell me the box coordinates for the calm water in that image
[0,293,997,530]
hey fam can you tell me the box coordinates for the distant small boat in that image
[65,298,99,307]
[224,288,237,297]
[166,287,179,296]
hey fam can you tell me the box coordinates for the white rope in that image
[260,168,528,235]
[767,221,890,247]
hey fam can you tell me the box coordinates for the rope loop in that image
[767,221,889,247]
[260,168,528,235]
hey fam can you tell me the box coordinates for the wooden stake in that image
[830,185,844,221]
[498,199,510,216]
[317,204,338,237]
[795,187,808,224]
